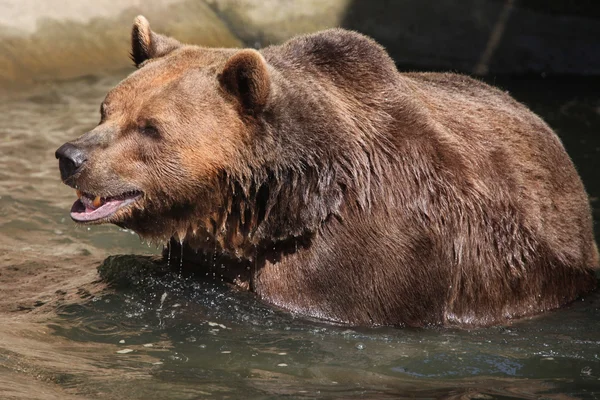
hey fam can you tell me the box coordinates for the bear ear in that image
[219,49,271,114]
[131,15,182,67]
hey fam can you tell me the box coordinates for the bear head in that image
[55,16,367,257]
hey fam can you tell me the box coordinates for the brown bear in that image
[56,16,598,327]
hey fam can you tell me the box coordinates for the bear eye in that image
[138,121,161,138]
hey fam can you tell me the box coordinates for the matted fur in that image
[56,16,598,327]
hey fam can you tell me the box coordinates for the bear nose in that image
[55,143,87,181]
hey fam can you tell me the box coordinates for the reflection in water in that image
[0,74,599,398]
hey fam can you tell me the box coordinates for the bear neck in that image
[184,30,409,260]
[170,29,415,261]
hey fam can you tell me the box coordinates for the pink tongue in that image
[71,198,126,222]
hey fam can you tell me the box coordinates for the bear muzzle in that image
[56,141,144,224]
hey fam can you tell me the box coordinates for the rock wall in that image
[342,0,600,76]
[0,0,599,86]
[0,0,243,85]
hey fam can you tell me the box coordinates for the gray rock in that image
[1,0,599,86]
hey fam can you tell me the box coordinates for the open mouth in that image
[71,190,142,222]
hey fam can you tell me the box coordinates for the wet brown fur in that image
[58,16,598,327]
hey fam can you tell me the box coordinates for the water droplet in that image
[167,242,171,267]
[159,292,167,311]
[179,239,184,273]
[581,366,593,376]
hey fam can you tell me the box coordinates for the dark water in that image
[0,74,599,399]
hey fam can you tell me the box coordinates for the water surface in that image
[0,73,599,399]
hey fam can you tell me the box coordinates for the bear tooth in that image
[93,196,102,208]
[76,190,82,199]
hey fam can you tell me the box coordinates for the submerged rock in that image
[98,254,168,288]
